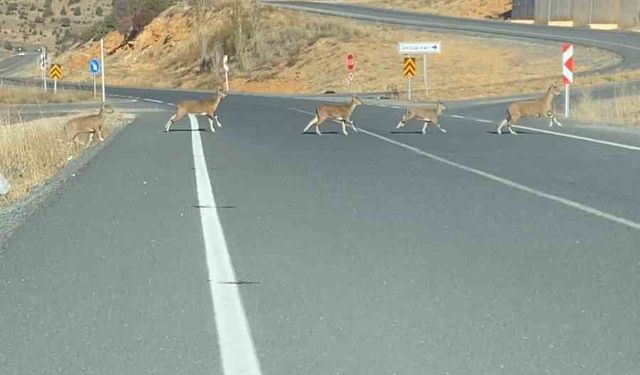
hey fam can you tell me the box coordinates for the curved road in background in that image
[2,4,640,375]
[267,0,640,76]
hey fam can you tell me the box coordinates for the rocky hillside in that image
[0,0,112,51]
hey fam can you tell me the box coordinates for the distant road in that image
[266,0,640,75]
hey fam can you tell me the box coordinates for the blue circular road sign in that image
[89,59,100,74]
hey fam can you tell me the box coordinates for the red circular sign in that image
[346,53,355,71]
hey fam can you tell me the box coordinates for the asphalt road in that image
[2,3,640,375]
[2,91,640,374]
[0,52,38,77]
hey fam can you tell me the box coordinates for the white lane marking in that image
[142,98,167,104]
[287,107,315,115]
[450,115,467,119]
[358,128,640,230]
[511,124,640,152]
[189,114,263,375]
[464,117,640,152]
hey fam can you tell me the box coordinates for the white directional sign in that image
[223,55,229,73]
[398,42,441,55]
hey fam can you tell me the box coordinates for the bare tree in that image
[232,0,248,69]
[249,0,262,57]
[193,0,215,73]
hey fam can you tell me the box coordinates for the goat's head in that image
[101,104,114,115]
[548,82,563,96]
[351,96,363,106]
[435,100,447,112]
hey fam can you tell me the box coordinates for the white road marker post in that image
[562,43,573,119]
[223,55,230,92]
[101,38,106,103]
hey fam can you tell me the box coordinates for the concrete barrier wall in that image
[513,0,535,19]
[619,0,640,27]
[535,0,574,22]
[514,0,640,27]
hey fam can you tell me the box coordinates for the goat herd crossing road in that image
[2,3,640,375]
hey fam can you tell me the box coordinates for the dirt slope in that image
[49,4,620,101]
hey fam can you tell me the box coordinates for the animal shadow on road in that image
[217,281,261,285]
[486,130,540,135]
[390,131,430,134]
[166,128,206,133]
[193,205,238,209]
[302,131,341,135]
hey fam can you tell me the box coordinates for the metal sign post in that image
[101,38,106,103]
[42,46,48,92]
[398,42,441,99]
[562,43,574,118]
[423,55,428,97]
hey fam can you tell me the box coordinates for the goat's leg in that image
[553,115,564,127]
[497,119,508,135]
[341,121,349,136]
[97,128,104,142]
[206,115,216,133]
[436,122,447,133]
[87,132,95,147]
[214,113,222,128]
[348,119,358,133]
[72,133,86,146]
[422,122,429,134]
[507,122,518,135]
[303,116,318,133]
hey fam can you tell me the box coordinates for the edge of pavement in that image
[0,113,136,251]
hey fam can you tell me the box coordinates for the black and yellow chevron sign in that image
[49,64,62,80]
[403,57,416,77]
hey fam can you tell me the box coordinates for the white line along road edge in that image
[189,114,263,375]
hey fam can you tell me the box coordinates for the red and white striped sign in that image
[562,43,574,84]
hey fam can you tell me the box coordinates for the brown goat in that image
[497,83,563,135]
[396,100,447,134]
[303,97,363,136]
[65,104,114,147]
[164,91,227,133]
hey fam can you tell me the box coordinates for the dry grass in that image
[0,111,132,206]
[573,92,640,126]
[0,86,94,105]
